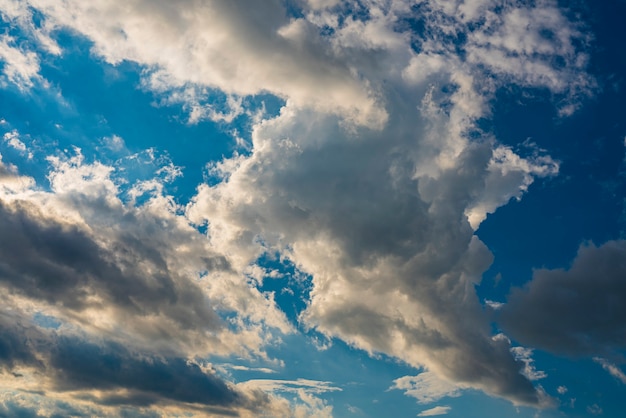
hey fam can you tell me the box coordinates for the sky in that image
[0,0,625,417]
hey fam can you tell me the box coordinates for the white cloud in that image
[2,130,26,152]
[0,153,35,193]
[227,365,277,374]
[485,299,504,310]
[511,347,547,381]
[391,372,462,404]
[418,405,452,416]
[0,34,42,90]
[465,145,559,229]
[557,385,568,395]
[1,148,293,361]
[101,134,125,151]
[0,0,61,90]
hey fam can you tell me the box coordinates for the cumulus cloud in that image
[0,311,335,417]
[237,379,338,418]
[0,34,42,90]
[500,241,626,356]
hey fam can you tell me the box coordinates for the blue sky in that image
[0,1,625,417]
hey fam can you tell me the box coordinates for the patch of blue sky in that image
[32,311,61,330]
[240,334,419,417]
[531,352,626,418]
[476,79,626,296]
[474,1,626,284]
[254,252,313,326]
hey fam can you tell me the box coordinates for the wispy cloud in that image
[418,405,452,416]
[594,358,626,384]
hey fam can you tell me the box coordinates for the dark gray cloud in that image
[0,401,46,418]
[0,314,242,410]
[0,198,222,340]
[49,339,238,407]
[499,240,626,356]
[0,313,44,371]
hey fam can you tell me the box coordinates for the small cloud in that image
[557,385,568,395]
[391,371,462,404]
[3,130,32,158]
[347,404,363,414]
[226,364,276,374]
[587,404,603,415]
[511,347,547,381]
[102,134,125,151]
[484,299,504,310]
[418,406,451,416]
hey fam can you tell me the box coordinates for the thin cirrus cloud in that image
[0,0,618,416]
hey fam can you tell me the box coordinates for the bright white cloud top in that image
[1,1,625,417]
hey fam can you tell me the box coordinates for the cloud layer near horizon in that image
[0,0,612,416]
